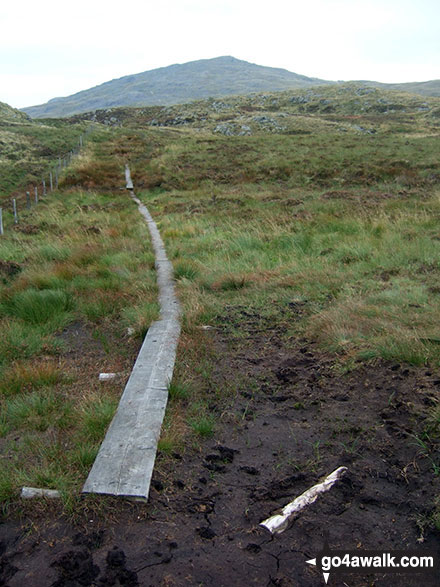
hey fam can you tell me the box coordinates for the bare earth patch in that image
[1,305,439,586]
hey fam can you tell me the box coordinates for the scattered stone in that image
[214,123,236,136]
[352,125,376,134]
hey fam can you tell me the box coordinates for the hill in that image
[0,100,86,197]
[21,56,333,118]
[361,79,440,98]
[1,68,440,582]
[0,101,30,124]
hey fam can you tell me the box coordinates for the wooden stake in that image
[42,179,46,196]
[26,191,31,209]
[13,199,18,224]
[0,208,3,235]
[50,172,53,191]
[34,186,38,204]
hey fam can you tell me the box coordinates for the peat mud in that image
[1,305,440,586]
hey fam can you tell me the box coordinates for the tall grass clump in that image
[5,289,74,325]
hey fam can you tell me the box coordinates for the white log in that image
[260,466,348,534]
[21,487,61,499]
[99,373,117,381]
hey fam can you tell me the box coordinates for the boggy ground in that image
[1,305,439,587]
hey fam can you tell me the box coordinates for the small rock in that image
[99,373,116,381]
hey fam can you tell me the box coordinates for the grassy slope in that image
[133,98,440,367]
[0,85,440,518]
[0,131,160,512]
[0,103,87,200]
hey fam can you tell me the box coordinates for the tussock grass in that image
[6,391,73,432]
[143,135,440,369]
[4,288,74,325]
[0,180,158,510]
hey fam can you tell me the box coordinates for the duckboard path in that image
[82,166,181,499]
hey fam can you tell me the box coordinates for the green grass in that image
[0,166,159,510]
[0,85,439,517]
[6,391,73,432]
[4,288,74,325]
[168,380,191,401]
[188,413,215,438]
[79,397,119,442]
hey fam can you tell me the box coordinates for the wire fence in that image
[0,125,93,236]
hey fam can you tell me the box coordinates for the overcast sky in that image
[1,0,439,108]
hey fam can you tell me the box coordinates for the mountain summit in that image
[22,56,331,118]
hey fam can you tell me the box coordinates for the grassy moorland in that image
[1,84,440,534]
[0,100,87,199]
[0,130,160,513]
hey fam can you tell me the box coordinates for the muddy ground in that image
[1,304,440,586]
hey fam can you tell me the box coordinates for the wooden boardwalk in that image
[82,168,180,499]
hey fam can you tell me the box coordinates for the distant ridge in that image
[359,79,440,98]
[21,56,440,119]
[21,56,333,118]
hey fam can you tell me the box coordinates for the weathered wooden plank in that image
[82,170,181,499]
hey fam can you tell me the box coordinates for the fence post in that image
[34,186,38,204]
[26,191,31,209]
[42,179,46,196]
[12,199,18,224]
[50,172,53,192]
[0,208,3,235]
